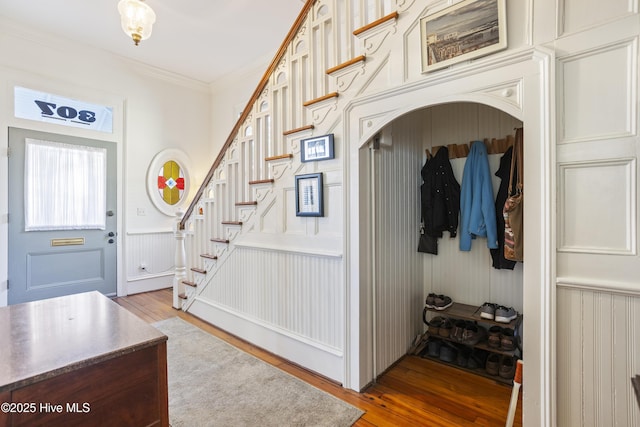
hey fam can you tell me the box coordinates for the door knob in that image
[108,239,115,244]
[108,232,115,237]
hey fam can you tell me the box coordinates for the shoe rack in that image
[414,302,522,386]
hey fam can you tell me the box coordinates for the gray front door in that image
[8,127,117,304]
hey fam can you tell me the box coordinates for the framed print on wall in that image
[295,173,324,217]
[300,134,334,162]
[420,0,507,73]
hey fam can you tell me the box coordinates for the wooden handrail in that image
[180,0,317,230]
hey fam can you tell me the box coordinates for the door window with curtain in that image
[24,138,107,231]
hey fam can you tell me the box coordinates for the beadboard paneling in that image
[198,247,343,350]
[557,285,640,427]
[126,231,175,280]
[371,119,424,375]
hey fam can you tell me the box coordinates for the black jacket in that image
[420,146,460,254]
[490,146,517,269]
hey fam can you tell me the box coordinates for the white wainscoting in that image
[557,284,640,427]
[192,246,344,382]
[126,230,175,294]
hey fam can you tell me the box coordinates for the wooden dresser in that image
[0,291,168,426]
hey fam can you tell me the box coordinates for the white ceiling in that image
[0,0,306,84]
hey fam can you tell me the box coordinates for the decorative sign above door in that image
[14,86,114,133]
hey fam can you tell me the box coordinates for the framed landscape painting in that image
[420,0,507,73]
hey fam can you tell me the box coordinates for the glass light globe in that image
[118,0,156,46]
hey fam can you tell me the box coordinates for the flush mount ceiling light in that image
[118,0,156,46]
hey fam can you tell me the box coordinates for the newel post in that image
[173,210,187,309]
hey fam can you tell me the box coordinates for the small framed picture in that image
[300,134,334,162]
[295,173,324,217]
[420,0,507,73]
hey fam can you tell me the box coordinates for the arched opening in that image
[344,51,554,426]
[364,101,523,382]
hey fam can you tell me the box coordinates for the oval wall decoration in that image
[157,160,184,205]
[146,149,191,216]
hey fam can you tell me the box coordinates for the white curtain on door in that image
[24,138,107,231]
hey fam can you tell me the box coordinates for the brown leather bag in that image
[503,127,523,261]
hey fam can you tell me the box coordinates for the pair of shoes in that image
[456,347,471,367]
[467,349,488,370]
[485,354,518,379]
[499,328,516,351]
[495,306,518,323]
[426,293,453,310]
[427,316,445,335]
[438,318,453,338]
[488,326,502,348]
[487,326,516,350]
[480,302,498,319]
[425,339,441,358]
[499,356,517,379]
[460,323,487,346]
[479,302,519,323]
[486,353,501,375]
[450,320,470,342]
[439,342,457,363]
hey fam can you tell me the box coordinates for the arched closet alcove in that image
[364,102,523,378]
[344,50,554,426]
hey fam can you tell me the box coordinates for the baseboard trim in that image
[188,297,344,384]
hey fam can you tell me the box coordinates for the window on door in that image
[24,138,107,231]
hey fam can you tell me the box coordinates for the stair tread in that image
[235,201,258,206]
[303,92,339,107]
[178,292,187,300]
[182,280,197,288]
[200,253,219,259]
[283,125,314,135]
[210,238,230,244]
[222,221,243,225]
[265,153,293,161]
[353,11,399,36]
[249,179,275,185]
[326,55,366,75]
[190,267,206,274]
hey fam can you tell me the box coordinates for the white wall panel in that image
[558,159,636,254]
[560,0,635,36]
[559,41,636,143]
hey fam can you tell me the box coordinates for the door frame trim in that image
[1,75,125,306]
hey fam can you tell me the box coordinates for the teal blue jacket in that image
[459,141,498,251]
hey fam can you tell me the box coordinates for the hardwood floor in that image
[114,289,523,426]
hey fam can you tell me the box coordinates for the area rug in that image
[153,317,363,427]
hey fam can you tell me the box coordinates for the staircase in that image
[173,0,415,381]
